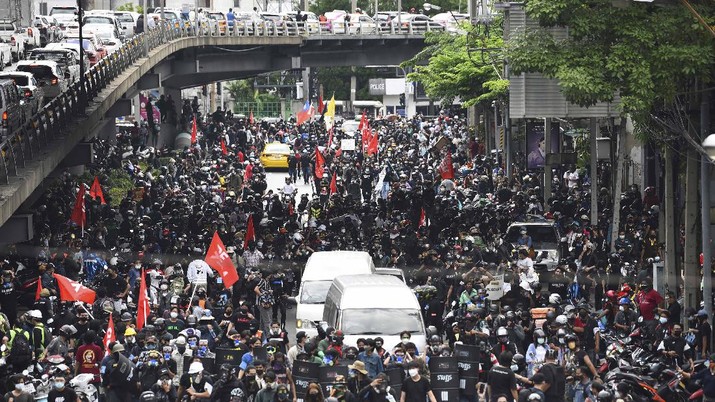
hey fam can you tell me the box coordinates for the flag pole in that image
[79,303,95,320]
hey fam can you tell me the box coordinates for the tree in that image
[116,3,144,14]
[310,0,463,16]
[505,0,714,116]
[403,26,508,107]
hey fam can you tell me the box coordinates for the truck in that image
[0,20,25,61]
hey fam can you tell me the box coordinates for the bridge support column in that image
[0,214,33,244]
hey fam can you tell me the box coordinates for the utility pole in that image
[664,145,677,295]
[701,89,712,319]
[590,118,599,223]
[685,145,699,313]
[610,118,627,252]
[544,118,552,203]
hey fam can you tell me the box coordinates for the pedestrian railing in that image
[0,18,432,185]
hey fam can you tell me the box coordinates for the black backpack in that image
[8,330,32,366]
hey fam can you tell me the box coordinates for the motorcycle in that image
[69,373,99,402]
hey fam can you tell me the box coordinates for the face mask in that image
[277,392,289,401]
[568,342,576,350]
[146,344,157,350]
[271,329,280,335]
[401,338,410,345]
[177,346,186,354]
[537,338,545,345]
[54,382,65,390]
[234,339,241,347]
[619,306,625,312]
[510,364,519,372]
[160,284,169,290]
[15,384,24,391]
[408,369,419,378]
[135,264,141,269]
[126,336,135,344]
[170,312,178,319]
[164,353,171,360]
[256,370,264,376]
[619,235,625,239]
[558,337,565,344]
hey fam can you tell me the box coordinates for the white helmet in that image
[28,310,42,320]
[188,362,204,374]
[549,294,562,305]
[496,327,508,337]
[555,315,568,325]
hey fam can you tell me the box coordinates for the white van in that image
[323,274,426,351]
[295,251,375,334]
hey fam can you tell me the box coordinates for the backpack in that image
[8,330,32,365]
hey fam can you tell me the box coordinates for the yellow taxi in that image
[260,142,292,168]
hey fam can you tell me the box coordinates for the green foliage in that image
[116,3,143,14]
[316,67,380,101]
[225,79,281,103]
[403,26,507,107]
[506,0,715,116]
[106,169,134,208]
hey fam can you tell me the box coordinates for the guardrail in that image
[0,18,432,185]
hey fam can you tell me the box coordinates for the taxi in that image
[260,142,292,168]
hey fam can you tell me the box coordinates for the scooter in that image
[69,373,99,402]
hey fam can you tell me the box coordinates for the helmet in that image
[619,297,631,306]
[505,311,516,320]
[527,393,543,402]
[28,310,42,320]
[188,362,204,374]
[230,388,245,401]
[606,290,617,300]
[565,334,578,343]
[555,315,568,325]
[512,353,525,365]
[496,327,508,337]
[140,391,157,402]
[549,294,562,305]
[429,335,441,345]
[187,315,197,326]
[125,328,137,337]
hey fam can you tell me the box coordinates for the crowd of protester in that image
[0,104,711,402]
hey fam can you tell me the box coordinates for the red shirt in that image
[76,343,104,383]
[636,289,664,320]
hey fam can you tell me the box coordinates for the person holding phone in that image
[358,373,398,402]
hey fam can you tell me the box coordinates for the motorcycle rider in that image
[658,323,693,368]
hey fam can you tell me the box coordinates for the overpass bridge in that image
[0,21,432,234]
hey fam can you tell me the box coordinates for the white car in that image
[15,27,42,52]
[82,14,122,40]
[93,30,121,55]
[431,12,468,33]
[114,12,138,37]
[346,14,377,34]
[49,6,79,29]
[0,71,45,114]
[0,20,24,61]
[0,40,12,68]
[28,47,81,83]
[15,60,67,98]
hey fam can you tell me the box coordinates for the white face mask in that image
[537,338,545,345]
[170,312,179,319]
[510,364,519,372]
[161,284,169,290]
[619,306,625,312]
[15,384,24,391]
[408,369,419,378]
[659,317,668,324]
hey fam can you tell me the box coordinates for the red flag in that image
[419,208,427,227]
[315,148,325,178]
[191,115,197,145]
[35,277,43,301]
[367,130,379,155]
[329,172,337,195]
[89,176,106,205]
[327,128,334,148]
[70,185,86,228]
[103,313,116,353]
[439,149,455,179]
[335,148,342,158]
[358,110,367,131]
[237,150,245,162]
[249,110,254,125]
[205,231,239,288]
[243,215,255,250]
[220,139,228,156]
[244,163,253,182]
[53,273,96,304]
[317,94,324,114]
[137,269,150,330]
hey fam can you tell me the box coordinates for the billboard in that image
[526,121,559,170]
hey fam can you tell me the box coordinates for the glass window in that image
[341,309,423,336]
[299,281,332,304]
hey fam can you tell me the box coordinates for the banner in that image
[485,274,504,300]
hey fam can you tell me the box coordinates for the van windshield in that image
[505,225,559,249]
[300,281,332,304]
[341,309,423,335]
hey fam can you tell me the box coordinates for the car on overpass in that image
[233,12,263,35]
[431,12,469,33]
[284,11,320,33]
[207,12,228,35]
[49,6,79,29]
[0,19,25,62]
[260,142,292,169]
[0,79,26,138]
[0,71,45,115]
[62,36,105,66]
[39,44,89,75]
[16,60,68,99]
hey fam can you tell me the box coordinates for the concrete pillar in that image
[544,118,552,203]
[134,94,142,122]
[302,68,310,102]
[99,119,116,141]
[350,73,356,114]
[590,118,599,223]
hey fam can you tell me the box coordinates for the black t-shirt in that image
[102,274,127,297]
[401,376,432,402]
[517,388,545,402]
[487,365,516,402]
[48,387,77,402]
[539,363,565,402]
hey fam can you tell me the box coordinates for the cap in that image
[112,343,125,353]
[175,336,187,346]
[188,362,204,374]
[28,310,42,319]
